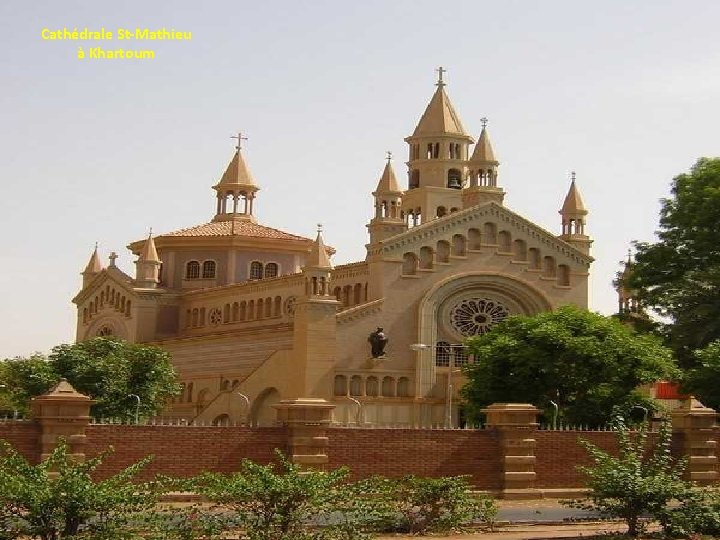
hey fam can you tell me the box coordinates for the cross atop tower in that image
[317,223,323,234]
[571,170,576,183]
[480,117,488,129]
[231,132,248,151]
[435,66,446,87]
[386,151,392,162]
[109,252,118,267]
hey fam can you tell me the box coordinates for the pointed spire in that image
[83,244,103,274]
[560,172,587,215]
[412,70,468,137]
[374,154,402,193]
[139,229,160,263]
[470,119,498,163]
[216,149,257,188]
[307,224,332,269]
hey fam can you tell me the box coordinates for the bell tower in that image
[402,67,474,225]
[212,132,259,223]
[367,153,407,246]
[463,118,504,207]
[558,172,592,255]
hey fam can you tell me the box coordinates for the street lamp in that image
[410,343,465,428]
[235,392,250,425]
[345,396,363,425]
[127,394,140,424]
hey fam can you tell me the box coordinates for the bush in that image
[381,475,496,534]
[193,450,382,540]
[566,419,690,536]
[0,440,160,540]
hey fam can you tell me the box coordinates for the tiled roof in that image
[162,220,310,241]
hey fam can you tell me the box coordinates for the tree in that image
[0,337,180,420]
[462,306,678,426]
[629,158,720,365]
[567,419,690,537]
[681,339,720,411]
[0,439,159,540]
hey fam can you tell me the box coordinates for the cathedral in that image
[73,70,592,427]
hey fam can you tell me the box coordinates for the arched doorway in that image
[249,388,281,426]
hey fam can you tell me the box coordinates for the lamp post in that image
[128,394,140,424]
[345,396,363,425]
[410,343,465,428]
[235,392,250,425]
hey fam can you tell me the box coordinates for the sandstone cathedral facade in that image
[73,71,592,427]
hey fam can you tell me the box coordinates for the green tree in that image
[0,337,180,420]
[630,158,720,365]
[681,339,720,410]
[462,306,678,426]
[567,419,690,537]
[0,439,159,540]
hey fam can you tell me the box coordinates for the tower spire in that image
[368,154,406,246]
[135,229,161,288]
[212,132,260,223]
[464,117,504,207]
[558,171,591,255]
[81,244,103,287]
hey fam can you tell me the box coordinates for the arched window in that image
[452,234,466,256]
[186,261,200,279]
[397,377,410,397]
[249,261,263,280]
[558,264,571,286]
[468,228,482,250]
[199,307,206,326]
[333,286,342,301]
[350,375,362,397]
[366,376,379,397]
[264,296,272,318]
[513,239,527,261]
[409,169,420,189]
[498,231,512,252]
[334,375,347,396]
[381,376,395,397]
[274,296,282,316]
[402,252,418,276]
[436,240,450,263]
[232,302,239,321]
[353,283,362,305]
[483,222,498,244]
[435,341,450,367]
[202,260,216,279]
[257,298,264,319]
[436,206,447,218]
[543,256,557,278]
[529,248,541,269]
[191,308,199,327]
[419,246,434,269]
[239,301,247,321]
[264,263,278,278]
[97,325,113,337]
[447,168,462,189]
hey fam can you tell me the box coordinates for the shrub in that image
[0,439,159,540]
[566,419,690,536]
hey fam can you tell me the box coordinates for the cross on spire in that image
[109,252,118,267]
[386,151,392,162]
[571,170,576,183]
[435,66,446,87]
[480,117,488,129]
[317,223,323,235]
[231,132,248,151]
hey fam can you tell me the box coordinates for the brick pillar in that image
[483,403,541,499]
[671,397,718,485]
[274,398,335,469]
[31,379,94,462]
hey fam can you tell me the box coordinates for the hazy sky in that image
[1,1,719,358]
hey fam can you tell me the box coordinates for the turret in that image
[212,132,259,223]
[617,250,640,315]
[134,230,161,288]
[558,172,592,255]
[81,245,103,288]
[402,67,474,225]
[367,153,407,246]
[463,119,505,207]
[303,226,332,297]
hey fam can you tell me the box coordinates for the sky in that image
[1,1,719,358]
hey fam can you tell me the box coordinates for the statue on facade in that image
[368,327,388,358]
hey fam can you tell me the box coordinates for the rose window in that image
[450,298,509,336]
[209,308,222,326]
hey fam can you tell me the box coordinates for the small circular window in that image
[450,298,509,337]
[209,308,222,326]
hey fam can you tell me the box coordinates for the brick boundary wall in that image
[535,431,618,488]
[84,425,287,480]
[0,421,40,463]
[327,428,503,489]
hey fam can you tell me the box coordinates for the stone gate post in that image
[671,397,718,485]
[483,403,540,499]
[31,379,94,462]
[274,398,335,469]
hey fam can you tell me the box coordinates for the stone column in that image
[274,398,335,469]
[483,403,540,499]
[671,397,718,485]
[31,379,94,462]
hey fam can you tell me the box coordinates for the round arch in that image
[85,317,128,340]
[414,272,553,399]
[249,387,281,427]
